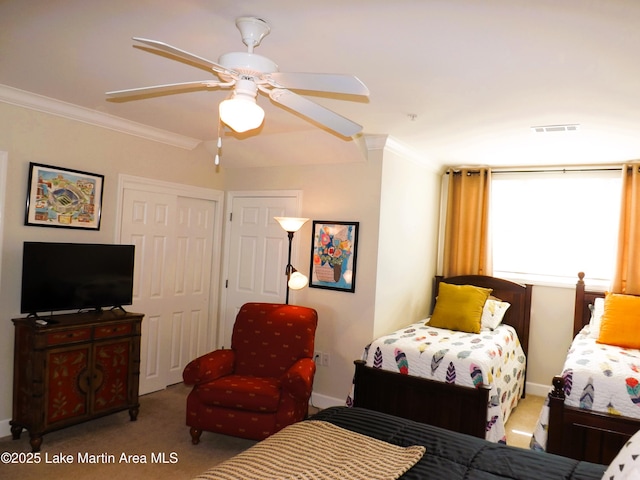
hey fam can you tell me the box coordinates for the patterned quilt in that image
[531,327,640,451]
[347,320,526,443]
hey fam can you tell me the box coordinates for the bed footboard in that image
[547,375,640,464]
[352,360,490,439]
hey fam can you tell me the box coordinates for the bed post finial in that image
[551,376,566,400]
[574,272,587,338]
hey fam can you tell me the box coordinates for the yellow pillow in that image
[429,283,492,333]
[597,292,640,349]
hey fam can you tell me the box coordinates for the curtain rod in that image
[446,165,627,175]
[492,166,623,174]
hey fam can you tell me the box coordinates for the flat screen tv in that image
[21,242,135,316]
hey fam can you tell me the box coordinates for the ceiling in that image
[1,0,639,169]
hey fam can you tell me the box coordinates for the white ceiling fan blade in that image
[269,89,363,137]
[106,80,230,98]
[267,72,369,96]
[133,37,235,76]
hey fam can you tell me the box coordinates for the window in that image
[490,169,622,287]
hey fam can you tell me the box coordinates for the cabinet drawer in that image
[94,323,132,339]
[46,328,92,346]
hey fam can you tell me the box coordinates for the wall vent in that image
[531,124,580,133]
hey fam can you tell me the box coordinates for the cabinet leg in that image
[10,424,22,440]
[129,406,139,421]
[190,427,202,445]
[29,434,42,453]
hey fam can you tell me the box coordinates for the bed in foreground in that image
[349,274,532,443]
[532,273,640,464]
[193,406,607,480]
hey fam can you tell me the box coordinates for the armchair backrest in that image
[231,303,318,377]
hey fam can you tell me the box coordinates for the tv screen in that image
[21,242,135,315]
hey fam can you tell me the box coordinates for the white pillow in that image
[587,297,605,338]
[481,299,510,330]
[602,429,640,479]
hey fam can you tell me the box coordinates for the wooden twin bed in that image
[545,272,640,464]
[351,274,532,441]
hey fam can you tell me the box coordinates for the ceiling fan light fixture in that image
[219,79,265,133]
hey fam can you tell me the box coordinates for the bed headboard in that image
[573,271,606,337]
[433,275,533,358]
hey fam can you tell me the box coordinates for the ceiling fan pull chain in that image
[214,118,223,166]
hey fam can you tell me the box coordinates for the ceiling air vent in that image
[531,124,580,133]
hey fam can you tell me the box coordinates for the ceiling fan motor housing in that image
[218,52,278,80]
[236,16,271,49]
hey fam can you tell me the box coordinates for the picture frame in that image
[309,220,359,292]
[25,162,104,230]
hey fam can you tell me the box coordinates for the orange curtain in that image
[612,163,640,294]
[442,167,492,277]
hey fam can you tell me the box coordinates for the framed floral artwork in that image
[25,162,104,230]
[309,220,359,292]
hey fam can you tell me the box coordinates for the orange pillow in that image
[429,282,492,333]
[597,292,640,349]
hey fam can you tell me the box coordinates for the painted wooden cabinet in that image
[10,310,143,452]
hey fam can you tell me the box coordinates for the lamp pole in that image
[285,231,294,305]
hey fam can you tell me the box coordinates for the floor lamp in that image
[274,217,309,304]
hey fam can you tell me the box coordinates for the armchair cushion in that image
[183,349,235,385]
[194,375,281,412]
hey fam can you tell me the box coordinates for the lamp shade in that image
[274,217,309,232]
[219,97,265,133]
[288,271,309,290]
[219,78,265,133]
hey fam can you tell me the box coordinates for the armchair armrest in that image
[183,349,235,385]
[282,357,316,400]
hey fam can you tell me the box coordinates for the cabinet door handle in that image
[78,370,90,394]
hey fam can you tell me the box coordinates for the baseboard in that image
[311,392,344,410]
[526,381,551,398]
[0,418,11,438]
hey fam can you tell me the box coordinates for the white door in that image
[119,186,219,394]
[221,194,300,347]
[166,196,216,385]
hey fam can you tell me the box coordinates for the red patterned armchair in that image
[183,302,318,443]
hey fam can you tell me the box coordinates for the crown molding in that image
[364,134,389,151]
[376,135,441,172]
[0,84,201,150]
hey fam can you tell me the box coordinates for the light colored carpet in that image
[0,383,255,480]
[0,384,545,480]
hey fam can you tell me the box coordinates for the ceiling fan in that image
[106,16,370,137]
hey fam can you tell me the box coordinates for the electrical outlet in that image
[314,351,322,365]
[321,352,330,367]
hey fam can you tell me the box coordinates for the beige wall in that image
[526,284,576,394]
[0,98,579,432]
[0,102,224,429]
[223,151,385,404]
[373,148,441,337]
[222,146,445,404]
